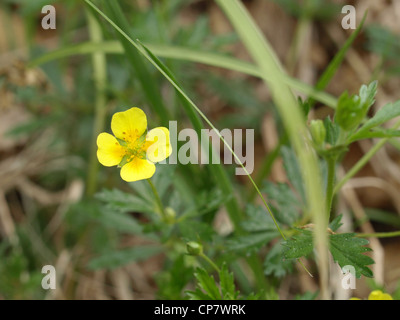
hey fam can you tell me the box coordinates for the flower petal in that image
[368,290,393,300]
[111,107,147,141]
[97,133,126,167]
[146,127,172,163]
[120,158,156,182]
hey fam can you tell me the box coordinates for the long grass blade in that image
[29,41,337,108]
[216,0,328,298]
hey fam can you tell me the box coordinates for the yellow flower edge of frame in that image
[351,290,393,300]
[97,107,172,182]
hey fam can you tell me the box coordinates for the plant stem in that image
[200,253,221,273]
[147,179,166,220]
[356,231,400,238]
[334,139,386,194]
[325,156,337,221]
[86,8,107,196]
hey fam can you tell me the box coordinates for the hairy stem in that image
[147,179,166,220]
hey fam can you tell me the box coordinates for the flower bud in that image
[310,119,326,147]
[186,241,203,256]
[164,207,176,224]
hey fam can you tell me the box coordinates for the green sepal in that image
[118,154,129,168]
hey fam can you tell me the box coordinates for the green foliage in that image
[335,81,378,131]
[262,182,302,226]
[264,243,294,278]
[226,204,279,253]
[348,101,400,142]
[283,216,374,279]
[88,246,163,270]
[0,241,44,300]
[329,233,374,278]
[186,264,240,300]
[283,229,314,259]
[95,188,154,216]
[205,74,268,132]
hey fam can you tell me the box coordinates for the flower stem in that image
[325,156,337,221]
[147,179,166,220]
[200,252,220,273]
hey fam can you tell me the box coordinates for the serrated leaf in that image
[264,243,294,278]
[359,81,378,112]
[188,268,221,300]
[186,288,213,300]
[241,204,277,232]
[179,220,215,242]
[187,265,240,300]
[196,188,230,216]
[219,264,238,300]
[283,227,375,279]
[262,181,301,225]
[349,101,400,142]
[88,246,162,270]
[282,230,314,259]
[96,188,154,214]
[96,210,143,235]
[323,116,340,146]
[329,233,374,278]
[329,214,344,232]
[335,81,378,131]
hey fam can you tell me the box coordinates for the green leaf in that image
[264,243,294,278]
[283,228,375,279]
[262,182,301,225]
[324,116,340,146]
[329,214,344,232]
[88,246,162,270]
[349,101,400,142]
[95,188,154,214]
[329,233,374,278]
[186,265,241,300]
[335,81,378,131]
[226,232,278,253]
[349,128,400,142]
[219,264,239,300]
[187,268,221,300]
[241,204,277,232]
[94,209,143,235]
[282,230,314,259]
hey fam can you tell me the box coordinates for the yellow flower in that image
[368,290,393,300]
[97,107,172,182]
[351,290,393,300]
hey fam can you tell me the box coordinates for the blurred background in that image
[1,0,400,300]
